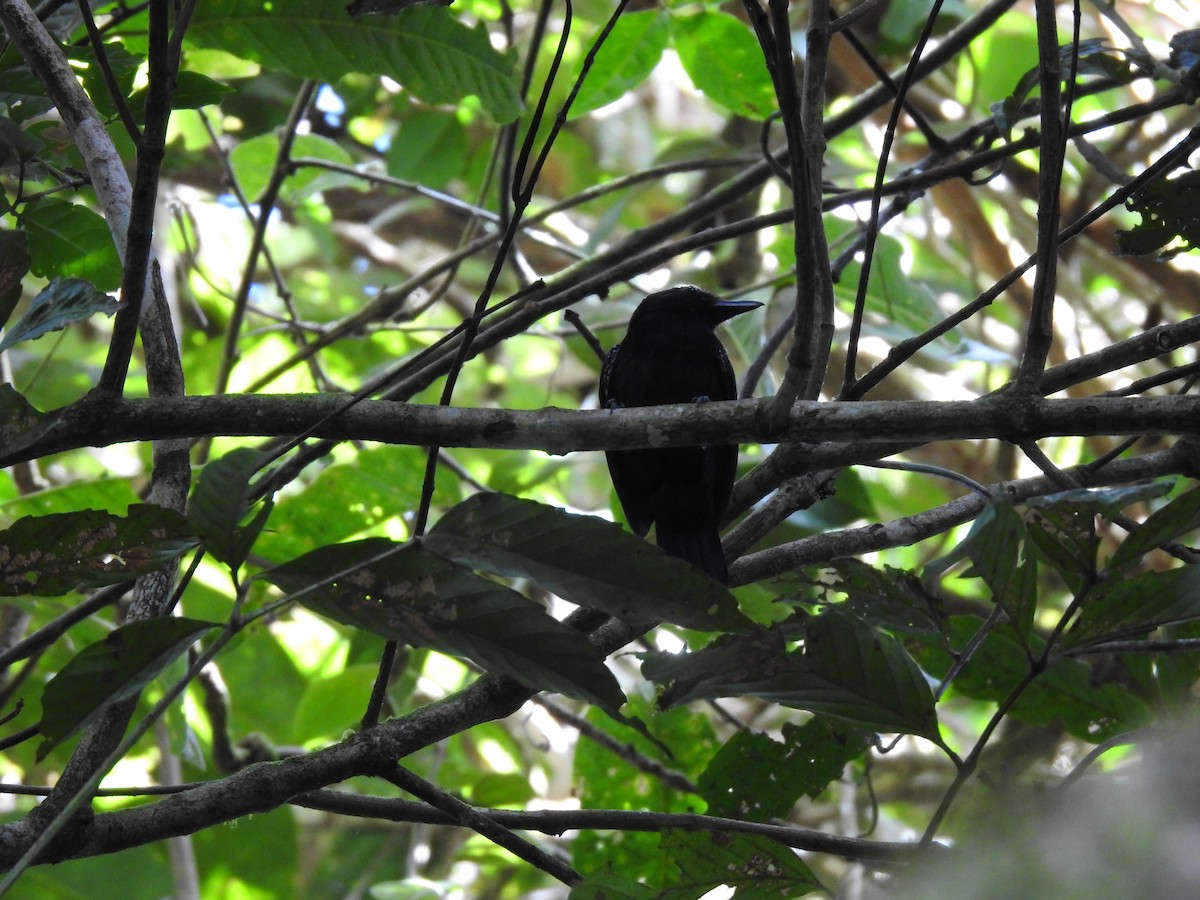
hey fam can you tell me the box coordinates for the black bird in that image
[600,286,761,584]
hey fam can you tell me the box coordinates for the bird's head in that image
[630,286,762,329]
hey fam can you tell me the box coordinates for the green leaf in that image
[426,493,749,632]
[292,663,379,743]
[924,499,999,581]
[0,277,117,353]
[856,235,944,337]
[187,1,522,122]
[348,0,453,14]
[1023,482,1174,517]
[1108,487,1200,573]
[671,11,777,118]
[0,61,56,122]
[965,500,1038,634]
[918,617,1151,742]
[1117,169,1200,258]
[260,538,627,711]
[648,614,940,739]
[21,198,122,291]
[697,719,869,820]
[387,108,469,189]
[823,558,946,636]
[37,617,217,759]
[796,611,940,740]
[256,446,459,563]
[643,630,785,706]
[0,505,198,596]
[569,869,659,900]
[229,132,355,202]
[188,447,273,572]
[570,10,670,119]
[572,697,716,880]
[0,477,139,521]
[1026,506,1094,598]
[660,831,826,898]
[71,41,142,123]
[0,116,44,170]
[129,70,233,111]
[1065,565,1200,650]
[468,772,535,809]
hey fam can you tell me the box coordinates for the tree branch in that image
[5,393,1200,468]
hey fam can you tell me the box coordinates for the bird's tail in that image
[655,526,729,584]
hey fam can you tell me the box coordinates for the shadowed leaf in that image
[260,538,627,711]
[38,617,217,759]
[426,493,749,632]
[0,506,198,597]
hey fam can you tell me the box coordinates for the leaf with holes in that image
[0,506,198,596]
[660,831,825,897]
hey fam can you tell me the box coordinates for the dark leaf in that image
[188,447,273,571]
[1068,37,1133,81]
[38,617,217,759]
[0,227,30,326]
[0,383,49,456]
[129,71,233,111]
[993,40,1130,139]
[0,116,44,170]
[1108,487,1200,573]
[0,277,117,353]
[1117,169,1200,258]
[648,614,940,740]
[0,505,198,596]
[927,498,1038,631]
[659,831,825,898]
[795,611,940,740]
[697,719,870,820]
[1025,506,1096,598]
[0,63,56,122]
[347,0,452,15]
[71,40,141,122]
[1023,482,1174,517]
[426,493,749,633]
[260,538,626,711]
[642,630,788,707]
[569,868,659,900]
[825,558,946,636]
[1065,565,1200,650]
[918,617,1151,742]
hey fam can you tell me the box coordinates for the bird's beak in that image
[710,299,763,324]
